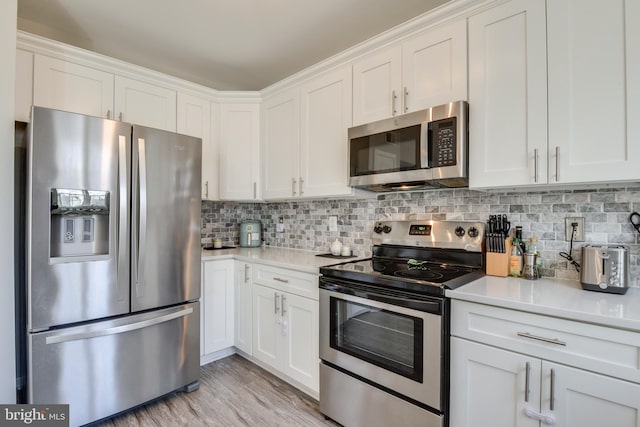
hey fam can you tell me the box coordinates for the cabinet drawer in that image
[451,300,640,384]
[253,264,318,300]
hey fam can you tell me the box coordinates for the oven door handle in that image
[320,279,442,314]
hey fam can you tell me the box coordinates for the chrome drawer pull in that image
[273,277,289,283]
[517,332,567,346]
[524,362,530,402]
[550,369,556,411]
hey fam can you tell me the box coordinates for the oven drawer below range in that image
[320,363,443,427]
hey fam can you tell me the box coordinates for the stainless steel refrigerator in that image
[23,106,202,426]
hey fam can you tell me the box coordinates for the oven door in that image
[319,279,442,410]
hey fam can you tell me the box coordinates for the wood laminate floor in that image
[91,355,338,427]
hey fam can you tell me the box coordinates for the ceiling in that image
[17,0,449,91]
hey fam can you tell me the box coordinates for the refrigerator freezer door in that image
[27,107,131,330]
[131,125,202,311]
[28,302,200,427]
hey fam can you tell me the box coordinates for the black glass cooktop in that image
[320,257,483,296]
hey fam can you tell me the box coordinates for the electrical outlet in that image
[329,215,338,232]
[565,217,585,242]
[276,216,285,233]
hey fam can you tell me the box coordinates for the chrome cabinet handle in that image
[392,90,398,116]
[282,295,287,316]
[253,182,257,199]
[46,307,193,344]
[273,277,289,283]
[299,177,304,196]
[107,110,112,119]
[274,292,279,314]
[119,112,123,121]
[205,181,209,199]
[292,178,297,196]
[403,87,409,112]
[555,146,559,182]
[244,264,250,283]
[534,149,539,183]
[517,332,567,346]
[550,369,556,411]
[525,362,530,402]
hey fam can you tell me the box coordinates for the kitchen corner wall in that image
[201,184,640,286]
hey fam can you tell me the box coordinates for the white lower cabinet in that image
[234,261,252,355]
[201,259,234,357]
[252,264,319,393]
[450,300,640,427]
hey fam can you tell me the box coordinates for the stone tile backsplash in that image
[201,184,640,286]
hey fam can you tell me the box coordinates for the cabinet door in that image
[202,259,235,355]
[281,293,319,392]
[299,66,353,198]
[234,261,252,355]
[262,87,300,199]
[547,0,640,183]
[218,103,260,201]
[541,362,640,427]
[177,93,216,200]
[468,0,548,189]
[402,19,467,113]
[15,49,33,122]
[114,75,176,131]
[252,284,280,369]
[33,54,114,119]
[450,338,540,427]
[352,45,402,125]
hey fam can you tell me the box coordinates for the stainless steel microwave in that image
[348,101,468,192]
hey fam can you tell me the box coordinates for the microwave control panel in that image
[429,117,457,167]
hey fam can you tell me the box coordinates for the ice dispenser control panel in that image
[50,188,110,258]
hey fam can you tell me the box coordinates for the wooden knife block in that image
[486,238,512,277]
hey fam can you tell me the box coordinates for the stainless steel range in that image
[319,220,485,427]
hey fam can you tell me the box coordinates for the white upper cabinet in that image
[33,54,115,119]
[470,0,640,188]
[114,76,176,131]
[401,19,467,112]
[468,0,548,188]
[299,65,353,198]
[262,87,300,199]
[547,0,640,184]
[352,45,402,126]
[218,102,261,201]
[177,93,216,200]
[352,19,466,126]
[32,55,177,132]
[15,49,33,122]
[261,65,355,200]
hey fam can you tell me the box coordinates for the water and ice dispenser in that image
[50,188,110,259]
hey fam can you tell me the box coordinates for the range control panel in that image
[372,220,485,252]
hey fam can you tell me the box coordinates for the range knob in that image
[468,226,479,238]
[455,226,466,237]
[382,225,392,234]
[373,223,384,234]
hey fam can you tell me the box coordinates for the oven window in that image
[330,297,424,382]
[350,125,422,176]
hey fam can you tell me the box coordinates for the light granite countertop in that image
[447,276,640,332]
[201,245,364,274]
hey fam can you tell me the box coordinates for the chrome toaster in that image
[580,245,629,294]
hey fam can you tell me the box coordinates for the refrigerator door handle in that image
[117,135,128,299]
[136,137,148,291]
[45,307,194,345]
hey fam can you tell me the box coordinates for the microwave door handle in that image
[420,121,429,168]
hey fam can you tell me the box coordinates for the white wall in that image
[1,0,17,404]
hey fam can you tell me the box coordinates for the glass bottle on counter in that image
[509,238,523,277]
[514,226,527,254]
[527,237,542,269]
